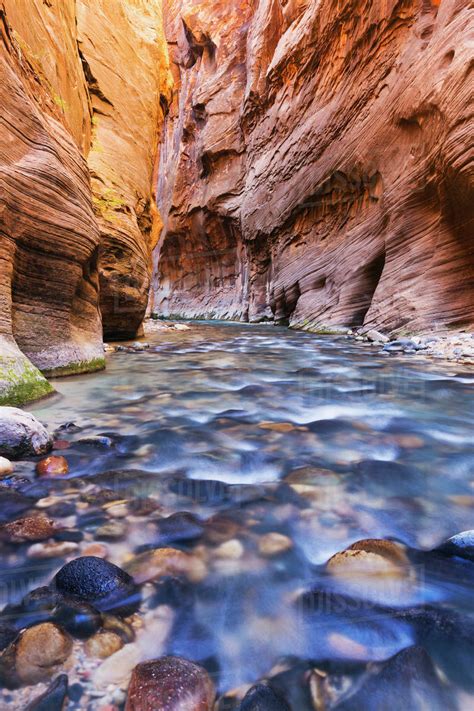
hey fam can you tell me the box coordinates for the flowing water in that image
[17,322,474,706]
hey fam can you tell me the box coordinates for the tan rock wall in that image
[0,4,102,404]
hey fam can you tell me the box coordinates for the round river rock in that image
[53,556,141,617]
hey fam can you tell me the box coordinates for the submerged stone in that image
[334,646,452,710]
[53,597,102,639]
[155,511,204,545]
[36,456,69,478]
[0,515,55,543]
[0,490,35,524]
[25,673,68,711]
[125,547,207,585]
[238,683,291,711]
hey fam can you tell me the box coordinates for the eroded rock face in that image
[153,0,474,334]
[76,0,172,339]
[0,3,103,401]
[0,0,171,404]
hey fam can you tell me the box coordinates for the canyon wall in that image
[154,0,474,334]
[76,0,172,339]
[0,0,170,404]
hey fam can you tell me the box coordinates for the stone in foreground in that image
[0,408,53,459]
[0,623,72,687]
[25,673,68,711]
[126,656,215,711]
[239,683,291,710]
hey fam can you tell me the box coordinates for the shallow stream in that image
[8,322,474,707]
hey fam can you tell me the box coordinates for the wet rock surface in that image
[0,515,56,543]
[334,646,452,711]
[0,409,53,459]
[238,684,291,711]
[125,656,215,711]
[25,673,68,711]
[54,556,141,617]
[0,623,72,687]
[36,457,69,479]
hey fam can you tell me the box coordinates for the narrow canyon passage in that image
[0,0,473,708]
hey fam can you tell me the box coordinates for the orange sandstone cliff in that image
[0,0,171,404]
[153,0,473,333]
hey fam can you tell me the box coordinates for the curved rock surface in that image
[153,0,474,334]
[0,1,171,405]
[0,2,103,402]
[76,0,172,339]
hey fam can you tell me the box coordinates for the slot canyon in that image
[0,1,473,709]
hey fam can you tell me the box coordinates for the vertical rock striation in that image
[77,0,172,339]
[0,0,171,404]
[154,0,474,333]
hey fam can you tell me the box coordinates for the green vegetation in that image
[44,356,106,378]
[292,321,348,335]
[93,188,127,223]
[11,31,66,116]
[52,93,68,112]
[0,357,54,407]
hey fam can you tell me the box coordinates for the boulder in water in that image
[435,530,474,561]
[0,408,53,459]
[334,646,452,711]
[0,622,72,687]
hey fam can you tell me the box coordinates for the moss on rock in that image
[43,357,106,378]
[0,356,54,407]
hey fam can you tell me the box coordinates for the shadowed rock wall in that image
[153,0,474,334]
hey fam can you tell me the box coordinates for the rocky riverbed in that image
[0,322,473,709]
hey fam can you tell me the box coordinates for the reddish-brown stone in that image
[126,656,215,711]
[36,456,69,478]
[0,515,55,543]
[153,0,474,335]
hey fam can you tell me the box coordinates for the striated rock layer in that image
[77,0,172,339]
[153,0,474,334]
[0,2,102,404]
[0,1,171,404]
